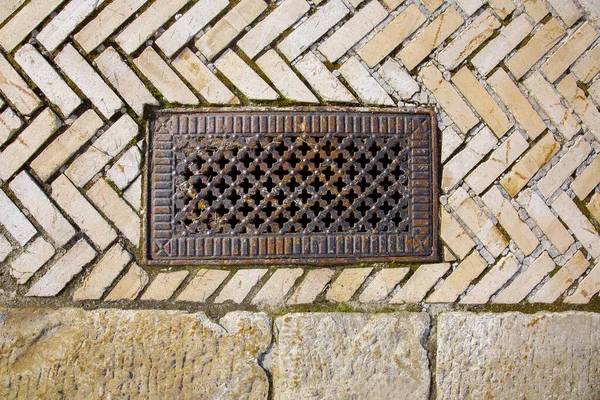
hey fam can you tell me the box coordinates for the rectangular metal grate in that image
[144,108,439,265]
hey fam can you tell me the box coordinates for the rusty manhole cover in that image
[144,108,439,265]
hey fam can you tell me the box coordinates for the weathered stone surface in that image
[437,312,600,399]
[271,313,430,400]
[0,308,271,399]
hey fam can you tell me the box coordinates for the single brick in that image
[530,250,589,303]
[287,268,335,304]
[427,251,488,303]
[377,59,419,100]
[0,54,40,116]
[251,268,304,306]
[389,263,450,303]
[326,267,373,302]
[460,254,520,304]
[538,137,591,198]
[0,189,36,246]
[440,208,476,259]
[214,50,278,101]
[140,270,189,301]
[520,0,548,22]
[256,50,317,103]
[9,237,54,284]
[358,268,409,303]
[214,269,268,303]
[105,262,148,301]
[295,52,356,103]
[177,269,230,303]
[338,56,394,105]
[493,251,555,303]
[557,74,600,142]
[546,0,582,27]
[552,192,600,259]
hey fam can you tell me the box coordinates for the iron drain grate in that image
[145,108,439,265]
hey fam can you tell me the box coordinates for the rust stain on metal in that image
[144,107,439,265]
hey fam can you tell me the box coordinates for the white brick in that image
[295,52,357,103]
[552,192,600,258]
[0,108,22,147]
[358,268,409,303]
[177,269,230,303]
[105,262,148,301]
[256,50,317,103]
[390,263,450,303]
[427,251,488,303]
[572,44,600,83]
[377,59,419,100]
[214,269,268,303]
[557,74,600,142]
[493,251,555,303]
[546,0,582,27]
[537,137,591,198]
[440,126,463,163]
[338,56,394,105]
[530,250,589,303]
[0,54,40,116]
[124,176,142,211]
[252,268,304,306]
[106,146,141,190]
[287,268,334,304]
[140,270,189,301]
[215,50,278,101]
[565,262,600,304]
[0,189,36,246]
[460,254,520,304]
[0,0,25,25]
[9,237,54,284]
[0,234,11,263]
[440,208,475,259]
[326,267,373,302]
[73,243,131,300]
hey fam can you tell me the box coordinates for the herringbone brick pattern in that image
[0,0,599,307]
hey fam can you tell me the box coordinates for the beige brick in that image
[0,108,61,181]
[214,269,267,303]
[557,74,600,142]
[587,193,600,224]
[441,126,497,191]
[377,59,419,100]
[538,137,591,198]
[134,47,198,105]
[73,244,131,300]
[520,0,548,22]
[106,146,141,190]
[436,10,500,70]
[448,187,508,257]
[0,189,36,246]
[14,45,81,117]
[51,174,117,251]
[506,18,565,80]
[427,252,488,303]
[518,189,574,254]
[454,0,484,15]
[488,0,516,19]
[251,268,304,306]
[105,262,148,301]
[590,80,600,104]
[460,254,520,304]
[571,155,600,199]
[26,239,96,297]
[0,108,21,146]
[358,268,409,303]
[440,208,475,259]
[357,4,425,68]
[9,237,54,284]
[0,234,12,263]
[318,1,387,63]
[215,50,278,101]
[564,262,600,303]
[390,263,450,303]
[488,68,546,140]
[256,50,317,103]
[326,267,373,302]
[531,250,589,303]
[572,44,600,83]
[546,0,582,27]
[124,176,142,211]
[552,192,600,258]
[419,64,478,134]
[140,270,189,301]
[541,22,597,83]
[0,54,40,116]
[501,133,559,196]
[493,251,555,303]
[398,7,464,71]
[295,52,356,103]
[472,15,533,76]
[287,268,334,304]
[465,131,529,194]
[0,0,25,25]
[177,269,230,303]
[195,0,267,60]
[452,67,512,137]
[172,48,236,104]
[339,56,394,105]
[421,0,443,12]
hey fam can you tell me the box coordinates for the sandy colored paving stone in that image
[518,0,548,22]
[572,44,600,83]
[95,47,158,117]
[452,67,512,138]
[256,50,318,103]
[9,172,75,248]
[9,237,54,284]
[460,254,520,304]
[106,147,141,190]
[0,108,61,181]
[488,68,546,140]
[55,44,123,119]
[517,189,574,254]
[538,137,591,198]
[440,126,463,164]
[398,7,464,71]
[557,74,600,141]
[487,0,515,19]
[251,268,304,306]
[390,263,450,303]
[105,262,148,300]
[26,239,96,297]
[465,131,528,194]
[571,155,600,199]
[0,0,25,25]
[338,56,394,105]
[494,251,555,303]
[140,270,189,301]
[541,22,597,83]
[448,187,508,258]
[436,312,600,399]
[506,18,565,80]
[565,262,600,303]
[272,313,430,400]
[0,54,40,116]
[454,0,483,15]
[0,108,22,146]
[215,50,278,101]
[546,0,582,27]
[436,10,500,70]
[325,267,373,302]
[155,0,228,58]
[357,4,426,69]
[358,268,409,303]
[177,269,230,302]
[0,234,11,262]
[552,192,600,259]
[287,268,335,304]
[172,48,236,104]
[318,1,387,63]
[530,250,589,303]
[123,175,142,211]
[0,308,271,399]
[195,0,267,61]
[295,52,357,103]
[214,269,268,303]
[0,189,36,246]
[51,174,117,251]
[279,0,350,62]
[440,208,475,259]
[115,0,188,54]
[377,59,419,100]
[482,186,539,256]
[37,0,107,52]
[73,244,131,300]
[420,0,442,12]
[87,179,141,245]
[14,45,81,118]
[427,251,488,303]
[587,193,600,222]
[590,79,600,104]
[134,47,198,105]
[420,64,478,134]
[441,126,497,191]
